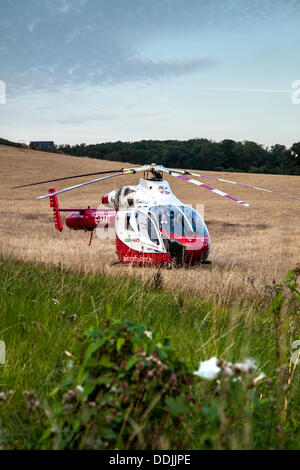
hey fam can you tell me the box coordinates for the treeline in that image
[2,136,299,174]
[0,137,22,148]
[59,139,300,175]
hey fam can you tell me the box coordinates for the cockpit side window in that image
[147,214,160,245]
[125,213,135,232]
[149,205,208,236]
[135,211,160,245]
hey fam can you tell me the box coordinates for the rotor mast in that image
[143,164,163,181]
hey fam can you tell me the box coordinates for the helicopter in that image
[12,163,300,266]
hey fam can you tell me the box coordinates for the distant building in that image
[28,141,63,154]
[29,141,55,150]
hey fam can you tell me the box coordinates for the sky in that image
[0,0,299,147]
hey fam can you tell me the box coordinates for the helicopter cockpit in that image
[148,204,208,238]
[119,204,209,264]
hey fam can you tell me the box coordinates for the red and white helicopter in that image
[13,163,300,266]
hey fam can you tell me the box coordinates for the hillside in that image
[1,144,300,300]
[1,145,300,450]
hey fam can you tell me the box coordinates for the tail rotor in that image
[49,188,63,232]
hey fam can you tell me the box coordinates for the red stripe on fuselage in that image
[116,235,171,265]
[116,234,210,265]
[160,230,210,249]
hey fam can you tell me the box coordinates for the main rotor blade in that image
[158,167,250,207]
[164,167,300,201]
[11,169,127,189]
[37,173,124,199]
[37,165,152,199]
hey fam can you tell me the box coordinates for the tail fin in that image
[49,188,63,232]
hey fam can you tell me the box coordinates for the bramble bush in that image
[41,319,194,450]
[38,320,270,450]
[1,262,299,450]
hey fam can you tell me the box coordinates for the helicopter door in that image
[128,211,139,234]
[122,211,139,243]
[117,210,143,251]
[135,211,163,252]
[120,210,164,252]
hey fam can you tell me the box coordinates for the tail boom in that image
[48,187,115,233]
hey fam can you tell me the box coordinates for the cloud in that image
[194,86,292,94]
[128,57,216,80]
[3,51,216,96]
[50,108,169,125]
[58,0,71,13]
[1,0,298,97]
[0,0,219,96]
[54,113,120,124]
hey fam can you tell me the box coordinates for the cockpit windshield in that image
[149,205,208,237]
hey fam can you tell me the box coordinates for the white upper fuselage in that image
[105,178,209,258]
[113,179,183,254]
[117,178,182,210]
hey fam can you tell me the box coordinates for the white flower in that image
[223,365,234,377]
[251,372,266,386]
[52,298,59,305]
[194,357,221,380]
[232,376,242,382]
[234,358,256,374]
[64,350,73,357]
[74,385,84,395]
[144,330,152,339]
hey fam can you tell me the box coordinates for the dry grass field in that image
[1,144,300,302]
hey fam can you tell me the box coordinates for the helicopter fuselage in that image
[48,175,210,266]
[16,163,299,266]
[102,177,210,266]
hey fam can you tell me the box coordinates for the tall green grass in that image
[0,258,299,449]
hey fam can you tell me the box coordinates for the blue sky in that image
[0,0,299,146]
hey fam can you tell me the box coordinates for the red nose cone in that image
[102,194,109,205]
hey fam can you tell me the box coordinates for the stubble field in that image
[1,144,300,450]
[1,144,300,302]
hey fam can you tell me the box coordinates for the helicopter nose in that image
[171,235,210,264]
[186,244,210,263]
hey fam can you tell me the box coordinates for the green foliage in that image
[0,259,300,449]
[0,138,21,148]
[265,267,300,448]
[59,138,300,175]
[40,319,193,449]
